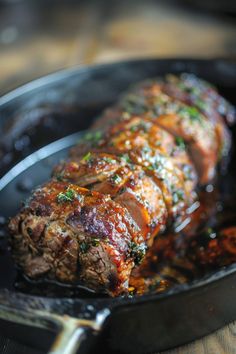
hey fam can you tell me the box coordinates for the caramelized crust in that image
[9,180,143,295]
[9,73,234,296]
[70,122,197,221]
[93,73,235,184]
[162,73,236,126]
[54,154,167,244]
[119,91,218,184]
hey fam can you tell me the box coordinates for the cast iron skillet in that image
[0,59,236,354]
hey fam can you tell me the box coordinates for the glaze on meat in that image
[9,74,235,296]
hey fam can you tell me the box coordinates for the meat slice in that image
[94,74,229,184]
[133,75,232,160]
[73,116,197,192]
[53,152,121,186]
[53,154,167,244]
[9,74,232,297]
[163,73,236,126]
[70,128,197,223]
[118,90,218,184]
[101,116,197,186]
[168,76,231,161]
[9,180,144,296]
[94,99,218,185]
[113,171,166,244]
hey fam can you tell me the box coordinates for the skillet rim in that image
[1,57,235,106]
[0,57,236,307]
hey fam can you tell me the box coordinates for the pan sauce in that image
[129,188,236,295]
[1,111,235,299]
[12,169,236,298]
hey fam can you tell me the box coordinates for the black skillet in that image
[0,58,236,354]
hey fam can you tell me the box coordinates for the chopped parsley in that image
[77,194,84,203]
[155,141,161,147]
[178,106,203,124]
[27,227,33,237]
[84,132,93,140]
[130,125,137,132]
[121,153,132,164]
[84,131,102,143]
[142,146,151,154]
[82,130,103,147]
[103,157,116,164]
[172,190,184,204]
[123,98,147,115]
[147,165,154,171]
[80,242,90,253]
[195,98,208,112]
[111,174,122,185]
[91,238,100,247]
[175,136,185,150]
[130,242,147,265]
[80,239,100,253]
[130,122,149,133]
[146,162,163,174]
[177,81,188,91]
[183,165,194,181]
[55,174,63,182]
[82,152,92,162]
[57,189,76,203]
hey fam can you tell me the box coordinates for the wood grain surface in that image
[0,1,235,353]
[0,0,235,95]
[163,321,236,354]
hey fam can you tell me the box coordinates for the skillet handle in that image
[47,314,103,354]
[0,301,109,354]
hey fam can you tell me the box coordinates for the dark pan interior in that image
[0,58,236,353]
[1,58,236,178]
[1,128,236,298]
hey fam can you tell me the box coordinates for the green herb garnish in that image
[146,161,163,174]
[178,106,202,124]
[175,136,185,150]
[172,190,184,204]
[80,242,90,253]
[83,130,103,147]
[77,194,84,203]
[183,164,194,181]
[130,242,147,265]
[121,153,131,164]
[111,174,122,184]
[55,174,63,182]
[84,130,102,142]
[91,238,100,247]
[130,125,137,132]
[103,157,116,164]
[82,152,92,162]
[80,239,100,253]
[130,121,150,133]
[27,227,33,237]
[147,165,154,171]
[123,96,147,115]
[57,189,76,203]
[142,146,151,154]
[195,98,207,111]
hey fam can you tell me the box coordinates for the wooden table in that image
[164,322,236,354]
[0,1,235,353]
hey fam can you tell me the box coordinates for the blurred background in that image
[0,0,235,95]
[0,2,236,353]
